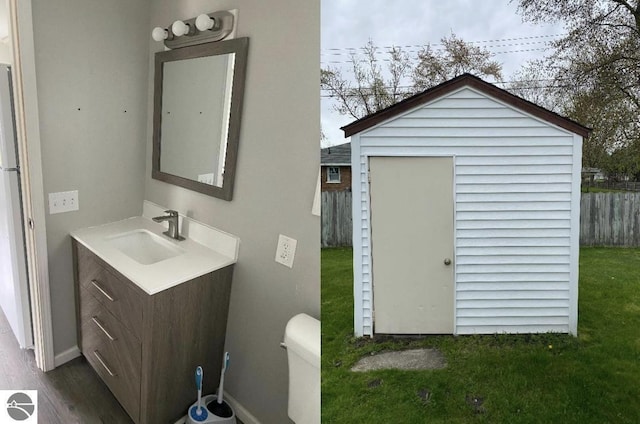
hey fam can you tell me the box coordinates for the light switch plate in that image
[49,190,79,214]
[275,234,297,268]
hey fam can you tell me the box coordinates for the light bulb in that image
[151,27,168,42]
[195,14,216,31]
[172,20,190,37]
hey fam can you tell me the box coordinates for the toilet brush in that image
[208,352,233,418]
[189,366,208,422]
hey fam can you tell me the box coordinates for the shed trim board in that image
[568,133,582,334]
[349,78,583,337]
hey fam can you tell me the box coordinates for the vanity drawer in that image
[81,302,141,422]
[79,289,142,371]
[78,249,143,339]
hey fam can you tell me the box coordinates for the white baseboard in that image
[172,392,260,424]
[53,345,81,367]
[224,392,261,424]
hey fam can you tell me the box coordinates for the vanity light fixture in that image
[151,10,235,49]
[151,27,173,42]
[195,14,217,31]
[171,20,192,37]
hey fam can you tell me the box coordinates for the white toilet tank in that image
[284,313,320,424]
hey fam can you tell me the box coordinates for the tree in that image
[321,34,502,120]
[321,40,411,120]
[508,58,639,169]
[514,0,640,173]
[412,34,502,92]
[506,59,568,113]
[515,0,640,95]
[516,0,640,108]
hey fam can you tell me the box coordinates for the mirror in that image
[152,37,248,200]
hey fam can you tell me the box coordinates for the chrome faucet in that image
[152,210,185,241]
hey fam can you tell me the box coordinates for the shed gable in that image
[364,87,573,140]
[342,73,590,138]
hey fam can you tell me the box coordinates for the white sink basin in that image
[72,203,240,294]
[106,229,185,265]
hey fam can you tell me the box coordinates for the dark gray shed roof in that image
[342,73,591,138]
[321,142,351,166]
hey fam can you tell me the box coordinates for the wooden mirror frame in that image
[152,37,248,200]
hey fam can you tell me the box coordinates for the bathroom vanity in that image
[71,203,239,424]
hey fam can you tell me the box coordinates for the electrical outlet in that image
[49,190,79,214]
[275,234,297,268]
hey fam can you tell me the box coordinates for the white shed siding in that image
[354,87,580,336]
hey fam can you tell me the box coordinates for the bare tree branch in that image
[321,33,501,120]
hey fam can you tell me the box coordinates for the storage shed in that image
[342,74,590,337]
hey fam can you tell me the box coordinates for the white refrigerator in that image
[0,63,33,349]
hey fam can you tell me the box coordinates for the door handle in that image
[444,258,452,266]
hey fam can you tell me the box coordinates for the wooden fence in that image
[586,181,640,192]
[580,192,640,246]
[321,191,352,247]
[322,191,640,248]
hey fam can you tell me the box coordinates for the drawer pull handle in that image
[91,316,116,341]
[91,280,115,302]
[93,351,117,377]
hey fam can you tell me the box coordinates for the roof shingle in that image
[321,142,351,166]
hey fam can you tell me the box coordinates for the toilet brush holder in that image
[186,394,236,424]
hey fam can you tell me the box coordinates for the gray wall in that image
[145,1,320,423]
[0,0,9,64]
[31,0,151,354]
[0,43,10,64]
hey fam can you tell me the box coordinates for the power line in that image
[321,47,551,65]
[321,40,553,57]
[321,33,564,53]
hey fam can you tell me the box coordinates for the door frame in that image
[366,153,458,335]
[9,0,55,371]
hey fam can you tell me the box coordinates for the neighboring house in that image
[343,73,590,338]
[582,167,605,182]
[320,142,352,192]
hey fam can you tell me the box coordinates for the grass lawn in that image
[321,247,640,423]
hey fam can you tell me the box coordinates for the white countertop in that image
[71,213,239,295]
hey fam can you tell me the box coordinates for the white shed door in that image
[369,156,454,334]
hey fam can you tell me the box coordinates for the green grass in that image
[321,247,640,423]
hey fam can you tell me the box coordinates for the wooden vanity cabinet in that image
[72,239,233,424]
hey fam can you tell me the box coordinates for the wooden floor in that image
[0,309,133,424]
[0,310,245,424]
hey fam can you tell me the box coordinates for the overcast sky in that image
[321,0,564,147]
